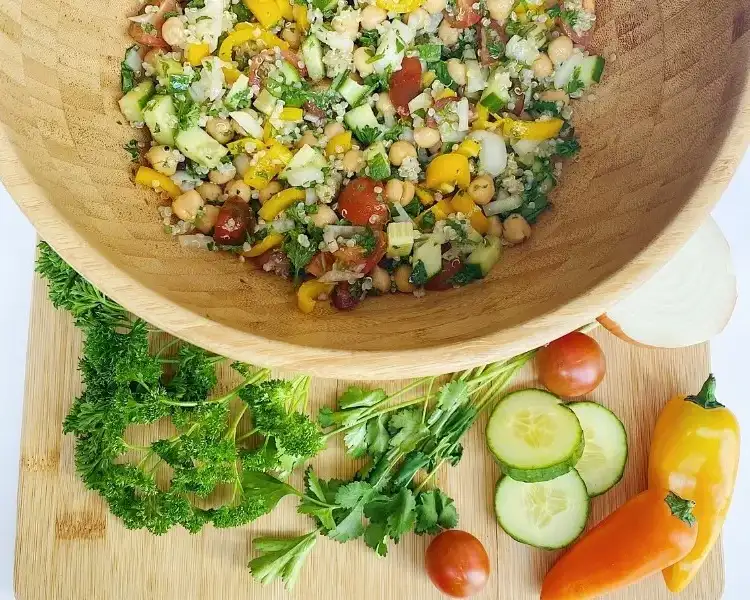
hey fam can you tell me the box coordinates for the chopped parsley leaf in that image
[556,138,581,157]
[420,211,436,231]
[359,30,380,49]
[173,95,201,130]
[449,263,483,286]
[186,0,205,8]
[530,100,562,117]
[565,66,585,95]
[431,62,456,90]
[417,44,442,63]
[409,260,429,286]
[168,74,193,95]
[354,228,377,256]
[505,21,535,37]
[123,139,140,162]
[120,61,135,94]
[354,125,382,145]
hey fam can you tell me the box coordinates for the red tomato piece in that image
[128,0,178,49]
[425,258,464,291]
[536,331,606,397]
[425,530,490,598]
[333,231,386,275]
[331,281,365,310]
[389,57,423,117]
[213,197,255,246]
[561,19,594,48]
[478,22,508,66]
[337,178,389,228]
[306,252,334,277]
[444,0,482,29]
[252,249,291,279]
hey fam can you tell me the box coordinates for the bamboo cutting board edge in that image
[14,273,725,600]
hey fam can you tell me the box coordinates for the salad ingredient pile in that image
[120,0,604,311]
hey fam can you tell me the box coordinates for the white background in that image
[1,151,748,599]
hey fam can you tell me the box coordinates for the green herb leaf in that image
[417,43,443,63]
[415,490,458,534]
[249,531,319,590]
[409,260,430,285]
[556,138,580,157]
[449,262,483,286]
[565,66,585,95]
[123,139,140,162]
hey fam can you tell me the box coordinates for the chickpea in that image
[225,179,251,202]
[388,140,417,167]
[281,24,301,49]
[172,190,204,221]
[208,164,236,185]
[161,16,187,48]
[233,153,252,178]
[487,215,504,238]
[205,117,234,144]
[486,0,514,22]
[311,204,338,228]
[342,149,365,173]
[394,264,416,293]
[333,10,361,37]
[196,181,222,202]
[258,181,282,204]
[297,130,318,148]
[502,214,532,244]
[413,126,441,149]
[468,175,495,205]
[360,5,387,30]
[324,121,346,139]
[194,205,220,234]
[146,145,180,176]
[532,53,554,78]
[353,46,375,77]
[370,265,392,293]
[385,179,416,205]
[406,8,429,30]
[548,35,574,65]
[422,0,446,14]
[539,89,570,104]
[447,59,467,86]
[438,20,459,46]
[375,93,395,115]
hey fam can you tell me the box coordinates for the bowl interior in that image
[1,0,748,378]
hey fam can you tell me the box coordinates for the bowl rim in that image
[2,81,749,380]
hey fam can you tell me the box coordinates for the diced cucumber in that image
[486,389,584,483]
[568,402,627,497]
[276,60,302,84]
[467,235,502,276]
[301,35,325,82]
[364,142,390,180]
[285,144,328,172]
[479,68,512,113]
[143,95,177,146]
[154,55,183,85]
[253,88,278,115]
[578,55,605,87]
[345,104,382,142]
[553,53,584,90]
[412,240,442,279]
[312,0,337,11]
[175,126,229,169]
[225,74,251,110]
[118,80,155,123]
[387,222,415,258]
[494,470,589,550]
[337,76,373,107]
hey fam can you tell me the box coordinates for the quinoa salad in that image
[121,0,603,313]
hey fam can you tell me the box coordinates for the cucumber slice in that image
[568,402,627,497]
[486,389,584,483]
[143,95,177,146]
[175,126,229,169]
[253,88,278,115]
[364,142,390,180]
[412,240,441,279]
[494,470,589,549]
[578,55,605,87]
[118,80,155,123]
[467,235,502,276]
[301,35,325,82]
[337,76,373,107]
[479,68,511,112]
[386,222,415,258]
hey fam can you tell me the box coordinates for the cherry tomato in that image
[252,249,291,279]
[306,252,334,277]
[337,178,389,228]
[444,0,482,29]
[331,281,365,310]
[334,231,386,275]
[213,197,255,246]
[478,22,508,66]
[425,258,463,291]
[389,57,423,117]
[561,19,593,48]
[536,331,606,397]
[425,530,490,598]
[128,0,177,48]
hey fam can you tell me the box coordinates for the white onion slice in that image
[268,219,295,233]
[318,268,364,283]
[392,202,412,223]
[469,130,507,176]
[456,98,470,131]
[484,192,523,216]
[229,111,263,139]
[179,234,212,250]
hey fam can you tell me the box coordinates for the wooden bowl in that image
[1,0,749,379]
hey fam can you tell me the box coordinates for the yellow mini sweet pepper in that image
[297,280,334,314]
[648,374,740,593]
[258,188,306,221]
[135,166,182,199]
[186,43,210,66]
[456,139,481,158]
[415,186,434,206]
[219,25,288,63]
[326,131,352,156]
[244,0,283,29]
[227,137,264,156]
[376,0,424,13]
[472,105,490,131]
[279,107,304,122]
[276,0,294,20]
[416,198,453,227]
[244,233,284,257]
[292,4,309,31]
[425,153,471,193]
[451,192,489,234]
[243,142,294,189]
[502,117,564,140]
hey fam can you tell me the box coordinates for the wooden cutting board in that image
[14,273,724,600]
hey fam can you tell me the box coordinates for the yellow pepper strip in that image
[223,67,242,84]
[243,142,294,189]
[415,198,453,227]
[648,375,740,593]
[436,89,457,100]
[326,131,352,156]
[135,166,181,199]
[292,4,309,31]
[258,188,306,221]
[422,71,436,87]
[276,0,294,20]
[456,139,481,158]
[186,43,210,67]
[297,280,334,314]
[227,137,265,156]
[502,117,564,140]
[262,120,277,144]
[376,0,424,14]
[279,107,304,122]
[219,25,288,63]
[472,105,490,131]
[244,233,284,257]
[450,192,489,234]
[425,153,471,193]
[244,0,283,29]
[415,186,434,206]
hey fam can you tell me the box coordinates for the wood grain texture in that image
[0,0,749,379]
[15,274,724,600]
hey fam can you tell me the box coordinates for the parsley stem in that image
[321,395,431,441]
[209,368,270,405]
[236,427,259,443]
[154,338,181,359]
[122,440,151,452]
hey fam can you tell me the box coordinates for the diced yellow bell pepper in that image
[297,280,334,314]
[244,0,283,29]
[258,188,306,221]
[262,120,277,144]
[436,89,457,100]
[415,186,434,206]
[243,142,294,189]
[219,25,288,63]
[472,105,490,131]
[425,153,471,193]
[422,71,436,87]
[244,233,284,257]
[376,0,424,14]
[292,4,309,31]
[456,139,481,158]
[416,198,454,226]
[223,67,242,84]
[276,0,294,20]
[326,131,352,156]
[451,192,490,235]
[186,43,210,67]
[502,117,564,140]
[279,107,304,122]
[227,137,265,156]
[135,166,182,199]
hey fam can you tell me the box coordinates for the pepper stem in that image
[685,374,724,409]
[664,491,697,527]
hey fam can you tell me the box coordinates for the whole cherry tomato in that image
[536,331,606,397]
[128,0,178,49]
[444,0,482,29]
[389,57,423,116]
[337,178,389,228]
[425,530,490,598]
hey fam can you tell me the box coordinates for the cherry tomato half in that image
[334,231,386,275]
[425,530,490,598]
[337,178,389,228]
[444,0,482,29]
[536,331,606,397]
[128,0,177,49]
[389,57,423,116]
